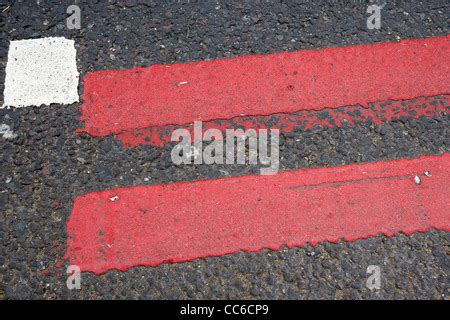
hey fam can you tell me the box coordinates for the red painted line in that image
[79,35,450,137]
[65,154,450,274]
[118,95,449,148]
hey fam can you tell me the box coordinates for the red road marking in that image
[79,35,450,137]
[65,153,450,274]
[118,95,449,148]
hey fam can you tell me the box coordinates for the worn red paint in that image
[79,35,450,137]
[65,153,450,274]
[118,95,449,148]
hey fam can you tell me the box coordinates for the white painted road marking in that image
[2,37,79,108]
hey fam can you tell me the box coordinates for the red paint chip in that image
[65,154,450,274]
[79,35,450,136]
[117,95,449,148]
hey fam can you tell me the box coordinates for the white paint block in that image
[2,37,79,108]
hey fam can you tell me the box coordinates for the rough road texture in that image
[0,0,449,299]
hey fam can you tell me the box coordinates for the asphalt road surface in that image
[0,0,449,299]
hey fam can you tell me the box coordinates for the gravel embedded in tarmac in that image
[0,0,449,299]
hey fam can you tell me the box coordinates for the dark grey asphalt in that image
[0,0,449,299]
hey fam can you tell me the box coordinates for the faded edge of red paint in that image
[65,153,450,275]
[118,95,449,148]
[78,35,450,137]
